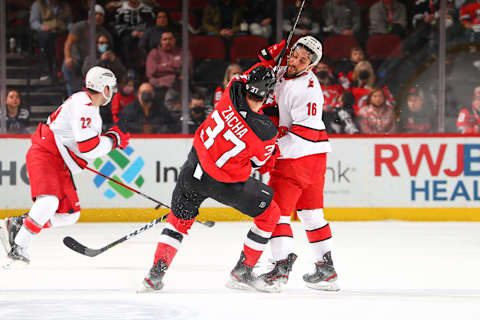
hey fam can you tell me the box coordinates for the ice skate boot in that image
[7,244,30,265]
[140,259,168,292]
[0,213,26,254]
[303,251,339,291]
[226,252,280,293]
[260,253,297,285]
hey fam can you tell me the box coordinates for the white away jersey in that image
[47,91,113,174]
[275,67,331,159]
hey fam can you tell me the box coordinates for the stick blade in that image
[63,236,100,257]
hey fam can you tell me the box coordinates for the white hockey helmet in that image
[85,66,117,106]
[291,36,322,66]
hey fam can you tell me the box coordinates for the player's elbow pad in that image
[77,135,114,159]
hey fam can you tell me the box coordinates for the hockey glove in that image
[105,125,130,149]
[259,144,280,174]
[259,40,286,67]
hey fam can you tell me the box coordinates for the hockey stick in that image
[85,166,215,228]
[275,0,307,72]
[63,214,167,257]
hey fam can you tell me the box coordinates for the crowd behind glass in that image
[4,0,480,135]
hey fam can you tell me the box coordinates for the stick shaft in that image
[275,0,306,71]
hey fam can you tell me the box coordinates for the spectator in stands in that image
[213,63,242,106]
[457,86,480,134]
[459,0,480,42]
[284,0,320,37]
[118,82,175,134]
[29,0,72,80]
[146,31,192,109]
[114,0,155,71]
[82,34,127,81]
[112,77,136,123]
[246,0,275,40]
[7,0,30,27]
[322,0,361,37]
[399,86,437,133]
[139,10,181,53]
[409,1,463,56]
[350,60,396,114]
[334,46,365,89]
[202,0,244,39]
[369,0,407,38]
[358,87,396,134]
[62,4,112,95]
[6,89,30,134]
[173,92,210,134]
[315,61,344,113]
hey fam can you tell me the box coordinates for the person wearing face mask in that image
[180,92,210,134]
[349,60,396,114]
[117,82,175,134]
[0,67,130,266]
[82,34,127,82]
[111,78,136,123]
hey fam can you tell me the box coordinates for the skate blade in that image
[0,220,11,255]
[136,280,163,294]
[2,257,29,269]
[305,280,340,292]
[225,279,281,293]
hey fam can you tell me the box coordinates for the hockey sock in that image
[153,214,193,266]
[15,195,59,248]
[297,209,332,261]
[243,201,280,266]
[270,215,294,261]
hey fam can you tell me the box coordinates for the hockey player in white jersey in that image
[258,36,339,291]
[0,66,130,265]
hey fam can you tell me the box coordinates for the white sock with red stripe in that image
[297,209,332,262]
[270,215,294,261]
[15,195,59,248]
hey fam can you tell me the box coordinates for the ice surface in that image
[1,221,480,320]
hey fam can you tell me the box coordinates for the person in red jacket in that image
[140,63,283,293]
[111,78,135,123]
[457,86,480,134]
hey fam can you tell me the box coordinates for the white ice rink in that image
[1,221,480,320]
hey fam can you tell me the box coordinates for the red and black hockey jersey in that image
[193,68,278,183]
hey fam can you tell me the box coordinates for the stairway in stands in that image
[6,52,66,128]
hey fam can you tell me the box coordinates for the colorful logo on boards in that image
[93,146,145,199]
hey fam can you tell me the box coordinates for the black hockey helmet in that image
[245,66,276,99]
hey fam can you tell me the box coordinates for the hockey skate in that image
[226,252,281,293]
[3,244,31,268]
[303,251,339,291]
[0,213,26,255]
[259,253,297,285]
[139,259,168,293]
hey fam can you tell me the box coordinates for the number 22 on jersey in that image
[200,110,246,168]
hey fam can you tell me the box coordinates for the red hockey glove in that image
[259,144,280,174]
[105,125,130,149]
[259,40,286,67]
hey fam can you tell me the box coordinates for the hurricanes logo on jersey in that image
[92,146,145,199]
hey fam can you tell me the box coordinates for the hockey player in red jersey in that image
[0,66,130,265]
[457,86,480,134]
[257,36,339,291]
[141,64,282,293]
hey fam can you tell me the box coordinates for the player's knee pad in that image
[47,211,80,228]
[297,208,327,229]
[254,200,280,233]
[167,212,195,235]
[171,180,204,221]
